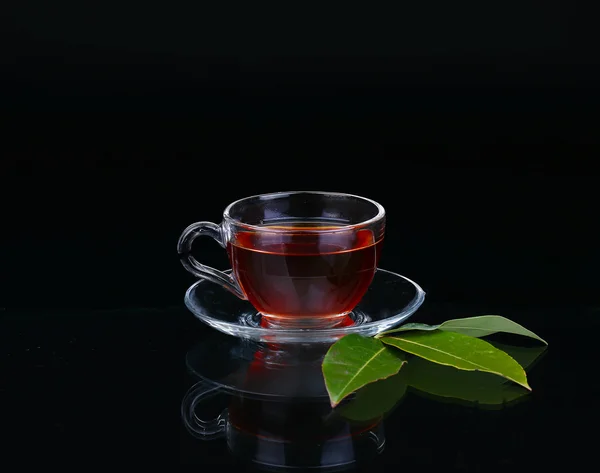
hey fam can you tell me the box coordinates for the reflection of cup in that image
[181,381,385,471]
[177,191,385,329]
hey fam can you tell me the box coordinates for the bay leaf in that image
[380,315,547,345]
[322,334,407,407]
[338,342,545,413]
[381,330,531,390]
[438,315,547,344]
[405,357,530,408]
[336,366,408,423]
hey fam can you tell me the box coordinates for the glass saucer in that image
[184,268,426,343]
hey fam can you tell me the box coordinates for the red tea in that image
[227,223,383,327]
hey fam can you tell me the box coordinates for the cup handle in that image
[181,381,228,440]
[177,221,246,299]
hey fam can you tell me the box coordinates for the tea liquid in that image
[228,222,383,326]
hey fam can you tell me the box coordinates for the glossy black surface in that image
[3,165,599,472]
[1,294,596,469]
[2,6,599,467]
[3,160,599,471]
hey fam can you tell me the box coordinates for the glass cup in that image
[177,191,385,329]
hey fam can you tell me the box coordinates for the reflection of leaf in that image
[381,331,531,390]
[337,369,408,423]
[405,357,530,408]
[384,323,435,333]
[337,342,546,413]
[489,342,548,372]
[322,334,407,407]
[380,315,547,345]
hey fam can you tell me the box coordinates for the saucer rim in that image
[184,267,426,336]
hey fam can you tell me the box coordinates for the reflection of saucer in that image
[185,331,330,400]
[184,268,426,343]
[182,333,388,470]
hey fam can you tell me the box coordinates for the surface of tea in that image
[228,222,383,327]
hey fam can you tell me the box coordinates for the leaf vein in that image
[386,337,491,371]
[337,347,387,397]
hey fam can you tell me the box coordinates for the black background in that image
[1,2,598,469]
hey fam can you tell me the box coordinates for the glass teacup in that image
[178,191,385,329]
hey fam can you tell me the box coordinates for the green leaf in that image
[404,343,546,408]
[337,343,545,413]
[381,330,531,390]
[438,316,547,344]
[379,315,547,345]
[404,357,530,408]
[336,367,408,423]
[322,334,408,407]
